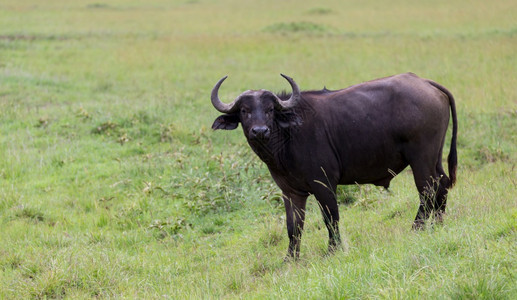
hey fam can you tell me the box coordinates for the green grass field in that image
[1,0,516,298]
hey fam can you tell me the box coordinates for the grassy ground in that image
[1,0,516,298]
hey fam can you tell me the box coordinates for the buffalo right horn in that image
[211,75,241,113]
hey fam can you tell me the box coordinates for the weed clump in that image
[149,217,190,239]
[475,146,510,164]
[92,121,119,136]
[159,123,176,143]
[86,3,112,9]
[36,117,49,128]
[306,7,334,15]
[264,22,330,34]
[14,205,45,222]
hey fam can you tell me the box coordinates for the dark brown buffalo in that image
[210,73,457,259]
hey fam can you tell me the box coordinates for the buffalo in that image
[210,73,457,259]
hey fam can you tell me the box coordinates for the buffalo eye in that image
[265,108,274,116]
[241,108,251,119]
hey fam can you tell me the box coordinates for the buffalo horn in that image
[211,75,240,113]
[276,74,301,109]
[211,74,301,113]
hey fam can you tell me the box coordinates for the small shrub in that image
[175,173,242,216]
[149,217,190,239]
[14,205,45,222]
[337,185,358,205]
[475,146,510,164]
[447,277,510,299]
[92,121,119,136]
[75,106,91,120]
[384,209,404,220]
[264,22,329,34]
[159,123,176,143]
[36,117,49,128]
[86,3,111,9]
[250,257,282,277]
[259,230,283,248]
[306,7,334,15]
[0,252,23,270]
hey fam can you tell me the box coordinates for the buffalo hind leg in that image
[411,162,441,230]
[433,164,451,224]
[413,185,436,230]
[283,193,308,260]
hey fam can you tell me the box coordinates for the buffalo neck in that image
[247,124,293,175]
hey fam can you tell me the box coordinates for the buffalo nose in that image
[251,126,270,139]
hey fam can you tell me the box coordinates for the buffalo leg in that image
[312,184,341,253]
[283,193,308,259]
[413,187,435,229]
[411,164,441,230]
[433,164,451,224]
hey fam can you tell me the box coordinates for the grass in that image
[1,0,516,298]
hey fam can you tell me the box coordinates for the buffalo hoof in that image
[283,255,299,263]
[412,220,426,230]
[327,244,340,254]
[326,239,346,256]
[434,211,445,225]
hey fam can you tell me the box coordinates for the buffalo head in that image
[211,74,302,143]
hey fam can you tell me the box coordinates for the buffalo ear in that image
[276,111,302,128]
[212,114,239,130]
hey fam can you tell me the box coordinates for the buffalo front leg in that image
[283,193,308,260]
[312,183,341,253]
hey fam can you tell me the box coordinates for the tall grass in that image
[1,0,516,298]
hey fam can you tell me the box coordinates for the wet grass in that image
[1,0,516,298]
